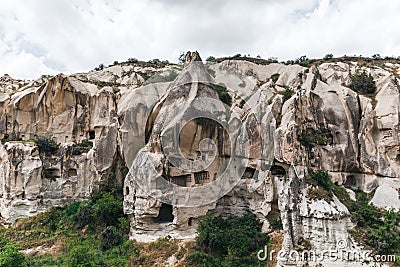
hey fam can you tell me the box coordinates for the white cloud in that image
[0,0,399,79]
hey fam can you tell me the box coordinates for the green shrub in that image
[68,244,99,267]
[186,251,222,267]
[1,132,22,144]
[280,88,294,103]
[309,170,332,191]
[270,219,283,230]
[366,210,400,254]
[323,54,333,60]
[72,140,93,155]
[100,226,123,250]
[73,203,97,229]
[206,56,216,62]
[215,84,232,106]
[349,71,376,94]
[0,236,27,267]
[351,203,381,228]
[92,192,124,227]
[27,192,125,232]
[33,135,58,155]
[271,73,280,83]
[197,212,268,263]
[299,129,333,149]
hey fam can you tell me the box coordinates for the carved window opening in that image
[68,168,77,177]
[153,203,174,223]
[125,186,130,195]
[194,171,210,184]
[270,165,286,176]
[242,167,256,179]
[44,168,61,179]
[170,174,190,187]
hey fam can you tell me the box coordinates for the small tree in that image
[323,53,333,60]
[282,88,294,102]
[206,56,216,62]
[214,84,232,106]
[349,71,376,94]
[372,54,381,60]
[100,226,123,250]
[178,52,186,64]
[34,135,59,155]
[127,58,138,63]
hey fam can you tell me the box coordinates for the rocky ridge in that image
[1,53,400,266]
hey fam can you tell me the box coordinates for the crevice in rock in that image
[145,99,165,144]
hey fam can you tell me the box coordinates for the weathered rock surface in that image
[1,54,400,266]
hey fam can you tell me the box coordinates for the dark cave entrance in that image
[153,203,174,223]
[89,130,95,140]
[344,175,357,189]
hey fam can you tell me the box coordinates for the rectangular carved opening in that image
[44,168,61,180]
[153,203,174,223]
[242,167,256,179]
[170,174,190,187]
[194,171,210,184]
[68,168,77,177]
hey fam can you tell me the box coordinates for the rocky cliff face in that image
[1,53,399,266]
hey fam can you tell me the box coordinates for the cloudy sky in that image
[1,0,399,79]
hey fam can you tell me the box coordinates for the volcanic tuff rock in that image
[1,54,400,266]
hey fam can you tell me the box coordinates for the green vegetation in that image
[349,193,400,254]
[0,192,137,267]
[299,128,333,149]
[206,56,216,62]
[33,135,58,155]
[192,212,268,266]
[271,73,280,83]
[349,71,377,94]
[144,70,179,84]
[306,170,335,201]
[306,170,400,255]
[92,80,120,88]
[269,219,283,231]
[1,133,22,144]
[215,84,232,107]
[72,140,93,155]
[127,57,138,63]
[285,55,310,67]
[0,236,27,267]
[281,88,294,103]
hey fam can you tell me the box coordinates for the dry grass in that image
[307,186,333,202]
[129,238,195,267]
[267,231,283,266]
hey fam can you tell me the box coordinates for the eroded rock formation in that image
[1,52,400,266]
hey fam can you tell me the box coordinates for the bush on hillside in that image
[349,71,376,94]
[215,84,232,106]
[196,212,268,265]
[0,236,27,267]
[33,135,58,155]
